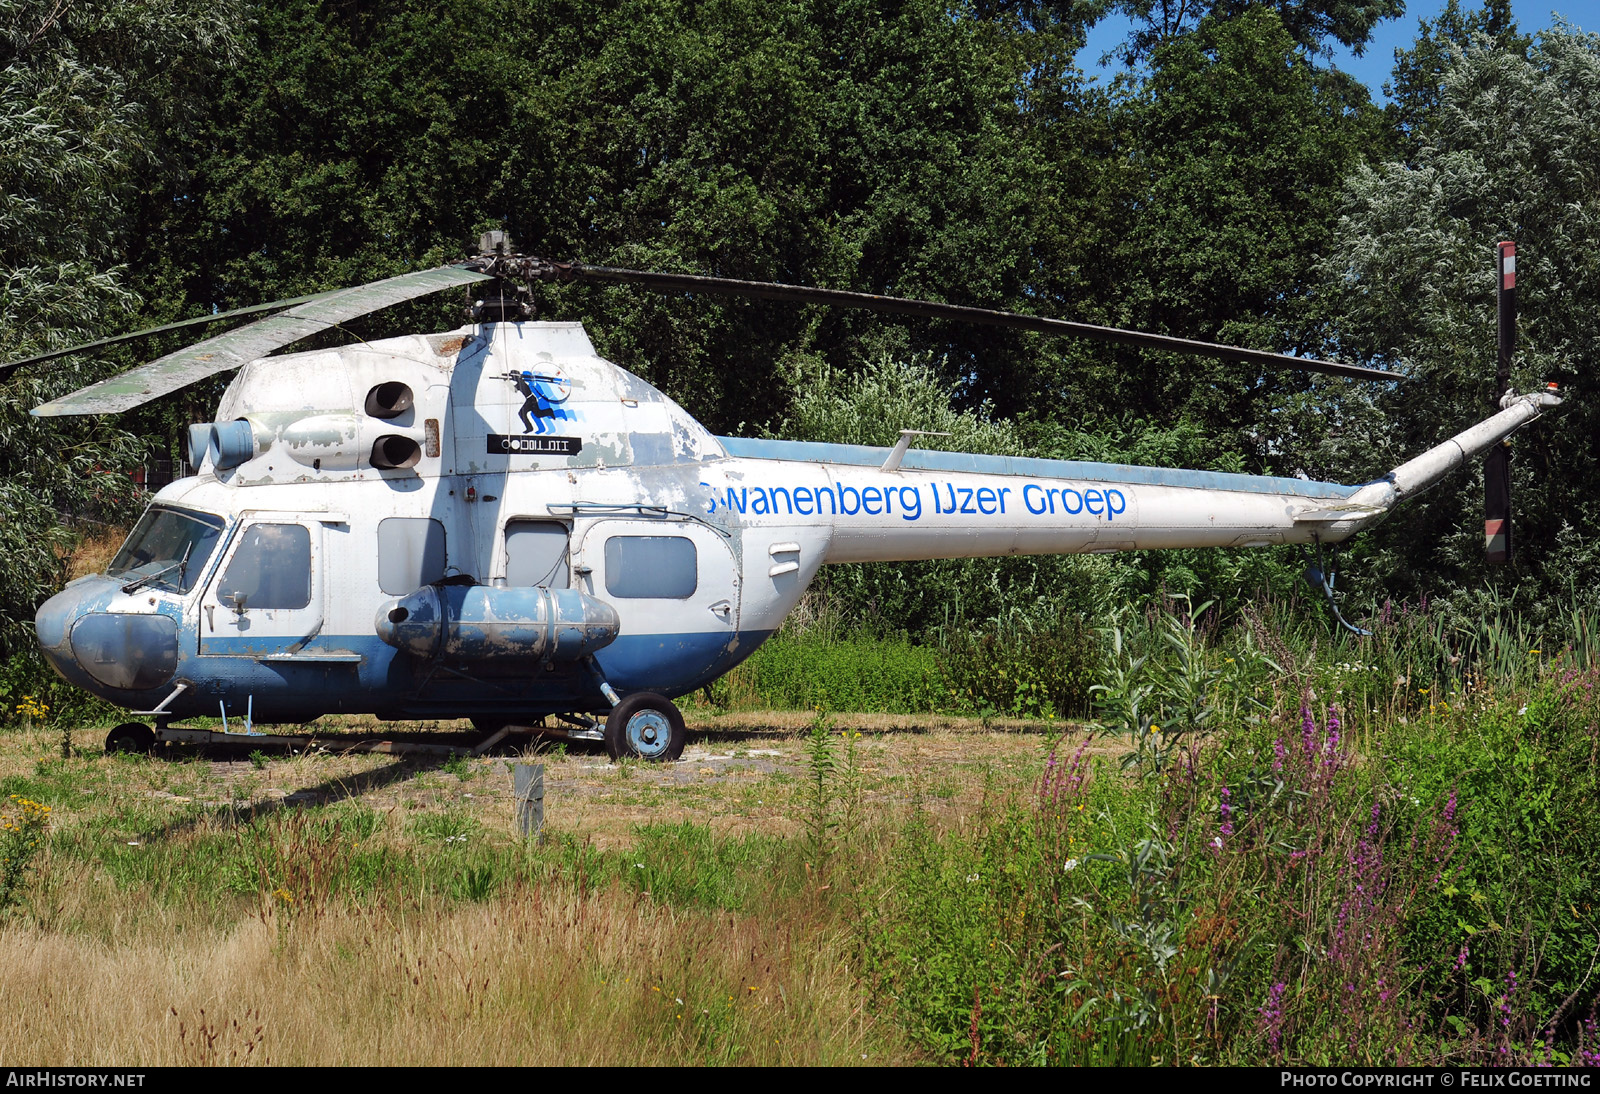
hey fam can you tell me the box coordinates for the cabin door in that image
[572,518,740,689]
[198,517,326,657]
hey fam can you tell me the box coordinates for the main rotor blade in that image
[552,262,1401,382]
[0,291,335,378]
[32,265,493,417]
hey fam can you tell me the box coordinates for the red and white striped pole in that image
[1485,241,1515,564]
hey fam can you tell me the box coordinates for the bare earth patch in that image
[10,713,1118,850]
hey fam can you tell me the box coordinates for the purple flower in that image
[1258,982,1287,1057]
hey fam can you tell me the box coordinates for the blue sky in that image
[1075,0,1600,101]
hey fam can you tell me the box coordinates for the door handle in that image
[205,604,214,631]
[708,599,732,622]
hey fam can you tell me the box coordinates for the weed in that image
[803,707,837,864]
[0,794,51,912]
[938,594,1099,719]
[172,1006,269,1065]
[441,753,470,779]
[407,810,479,844]
[248,750,268,770]
[451,860,503,902]
[235,812,348,924]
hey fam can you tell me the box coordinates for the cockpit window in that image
[107,506,226,594]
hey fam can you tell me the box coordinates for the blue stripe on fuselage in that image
[149,629,772,721]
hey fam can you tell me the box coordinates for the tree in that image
[1317,22,1600,610]
[1385,0,1529,150]
[0,0,241,653]
[131,0,1109,433]
[1107,0,1402,62]
[1045,9,1384,470]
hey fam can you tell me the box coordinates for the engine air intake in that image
[370,434,422,470]
[364,381,414,420]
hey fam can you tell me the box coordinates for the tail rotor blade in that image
[1486,241,1516,565]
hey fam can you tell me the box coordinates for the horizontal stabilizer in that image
[32,265,492,417]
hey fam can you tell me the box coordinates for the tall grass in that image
[861,601,1600,1066]
[1,796,896,1065]
[696,585,1600,726]
[0,881,882,1065]
[7,588,1600,1065]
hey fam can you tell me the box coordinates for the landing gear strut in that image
[604,692,685,762]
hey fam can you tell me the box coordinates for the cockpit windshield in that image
[107,506,227,594]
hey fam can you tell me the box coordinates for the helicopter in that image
[8,234,1562,761]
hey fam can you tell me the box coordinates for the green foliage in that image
[0,0,244,658]
[1092,599,1278,771]
[1386,0,1529,142]
[406,810,479,843]
[1390,671,1600,1032]
[713,629,944,714]
[1106,0,1402,63]
[132,0,1092,431]
[0,649,123,729]
[1061,9,1385,472]
[939,597,1101,719]
[803,710,838,862]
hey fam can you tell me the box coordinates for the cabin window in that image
[604,536,697,599]
[216,524,311,610]
[504,520,569,588]
[378,517,447,595]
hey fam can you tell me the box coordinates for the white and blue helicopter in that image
[9,235,1562,760]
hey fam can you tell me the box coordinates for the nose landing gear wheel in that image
[604,693,685,762]
[105,722,155,754]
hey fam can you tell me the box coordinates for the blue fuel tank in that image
[375,584,620,661]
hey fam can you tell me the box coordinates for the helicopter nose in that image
[35,580,101,662]
[35,578,179,692]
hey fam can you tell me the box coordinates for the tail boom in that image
[715,389,1562,563]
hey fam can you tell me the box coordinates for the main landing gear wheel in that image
[604,693,685,762]
[105,722,155,754]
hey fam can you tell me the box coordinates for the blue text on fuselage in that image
[702,481,1127,522]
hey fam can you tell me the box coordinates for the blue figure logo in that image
[507,368,574,434]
